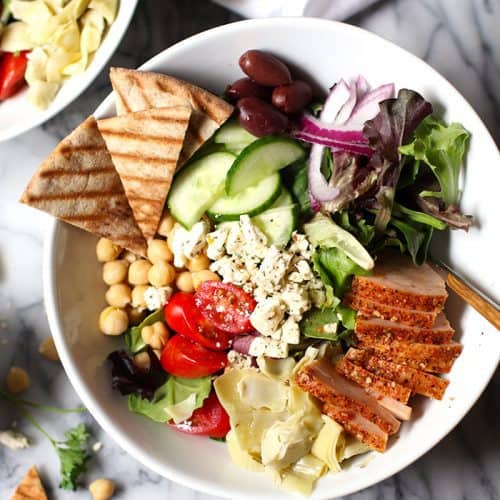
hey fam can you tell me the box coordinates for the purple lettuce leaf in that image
[416,194,473,230]
[363,89,433,231]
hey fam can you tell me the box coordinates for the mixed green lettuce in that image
[125,309,164,353]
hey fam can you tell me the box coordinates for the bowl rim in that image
[0,0,139,143]
[43,16,500,499]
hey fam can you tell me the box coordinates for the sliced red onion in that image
[295,114,367,143]
[295,131,373,156]
[355,75,370,100]
[335,82,358,125]
[308,186,321,212]
[232,333,259,355]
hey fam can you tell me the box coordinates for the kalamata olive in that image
[239,50,292,87]
[237,97,288,137]
[272,80,313,114]
[225,78,271,103]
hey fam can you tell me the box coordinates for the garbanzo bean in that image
[186,254,210,272]
[99,307,128,335]
[96,238,122,262]
[89,478,116,500]
[157,214,175,237]
[131,285,148,309]
[176,271,194,293]
[6,366,30,393]
[128,260,152,285]
[105,284,132,308]
[133,352,151,372]
[102,260,129,285]
[127,306,147,325]
[141,321,169,350]
[148,260,175,287]
[191,270,221,290]
[38,336,59,362]
[147,239,173,264]
[122,250,138,264]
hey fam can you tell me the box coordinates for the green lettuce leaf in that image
[125,309,165,353]
[128,375,211,423]
[399,116,470,205]
[389,217,433,266]
[301,305,356,342]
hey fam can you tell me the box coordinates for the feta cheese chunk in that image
[0,430,29,450]
[206,227,228,260]
[281,318,301,345]
[248,336,270,357]
[183,221,209,259]
[170,223,189,268]
[264,339,289,359]
[281,283,311,321]
[227,350,253,369]
[250,298,285,337]
[144,286,173,310]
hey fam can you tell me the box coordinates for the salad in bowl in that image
[25,19,500,499]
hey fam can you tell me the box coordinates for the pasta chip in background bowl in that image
[0,0,138,142]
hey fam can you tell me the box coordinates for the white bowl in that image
[0,0,138,142]
[44,18,500,499]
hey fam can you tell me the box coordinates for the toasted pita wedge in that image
[109,67,233,166]
[20,116,147,256]
[97,106,191,240]
[11,466,47,500]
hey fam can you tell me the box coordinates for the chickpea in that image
[141,321,169,350]
[131,285,148,309]
[99,307,129,335]
[186,254,210,272]
[127,306,147,325]
[128,260,152,285]
[176,271,194,293]
[102,260,129,285]
[122,250,138,264]
[153,349,162,360]
[148,260,176,287]
[6,366,30,393]
[133,352,151,372]
[89,478,116,500]
[191,270,221,290]
[105,284,132,308]
[157,213,175,237]
[147,239,173,264]
[38,336,59,362]
[96,238,122,262]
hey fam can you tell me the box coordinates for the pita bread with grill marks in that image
[20,116,147,256]
[109,67,233,167]
[11,466,47,500]
[97,106,191,240]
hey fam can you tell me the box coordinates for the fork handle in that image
[446,273,500,330]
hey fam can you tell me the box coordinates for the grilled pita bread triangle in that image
[11,466,48,500]
[109,67,233,167]
[20,116,147,256]
[97,106,191,240]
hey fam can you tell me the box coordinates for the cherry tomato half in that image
[169,391,230,438]
[0,51,28,101]
[194,281,256,334]
[160,334,227,378]
[164,292,232,350]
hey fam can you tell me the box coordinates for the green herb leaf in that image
[392,201,447,230]
[128,375,211,424]
[301,308,339,340]
[335,304,357,330]
[125,309,165,353]
[55,424,90,491]
[399,116,469,205]
[389,218,433,265]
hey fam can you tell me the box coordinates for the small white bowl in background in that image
[44,18,500,500]
[0,0,138,143]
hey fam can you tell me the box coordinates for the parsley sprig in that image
[0,388,90,490]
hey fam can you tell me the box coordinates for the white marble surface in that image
[0,0,499,499]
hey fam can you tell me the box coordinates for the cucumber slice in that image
[253,205,297,248]
[214,120,258,147]
[226,136,305,195]
[304,213,374,270]
[207,174,282,222]
[167,152,236,228]
[268,188,294,208]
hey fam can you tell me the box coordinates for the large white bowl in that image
[44,18,500,500]
[0,0,138,142]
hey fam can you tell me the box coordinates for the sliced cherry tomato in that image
[164,292,232,350]
[160,334,227,378]
[194,281,256,334]
[0,51,28,100]
[169,391,230,438]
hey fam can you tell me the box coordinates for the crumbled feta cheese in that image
[227,350,253,369]
[206,227,229,260]
[281,318,301,344]
[0,430,29,450]
[170,223,189,268]
[323,323,338,334]
[250,298,285,337]
[264,339,289,359]
[144,286,173,310]
[248,336,270,357]
[239,214,268,259]
[280,283,311,321]
[183,221,209,259]
[258,246,292,289]
[289,232,312,259]
[226,222,246,256]
[92,441,103,452]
